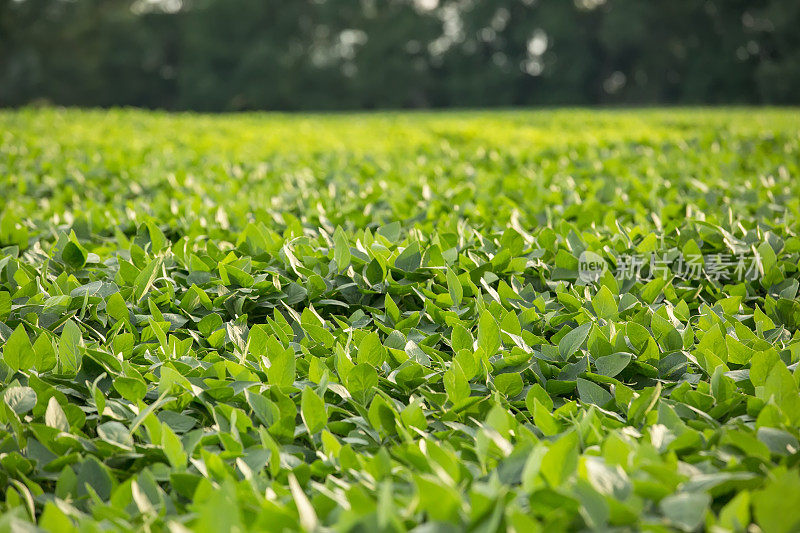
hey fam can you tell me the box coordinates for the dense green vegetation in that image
[2,0,799,110]
[1,108,800,531]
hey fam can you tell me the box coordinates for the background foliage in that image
[1,0,800,110]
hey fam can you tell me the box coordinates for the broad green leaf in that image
[559,322,592,360]
[577,378,613,407]
[58,319,82,374]
[97,421,134,449]
[161,423,187,468]
[541,431,579,486]
[333,226,351,272]
[2,325,35,372]
[414,475,461,522]
[526,383,554,412]
[267,344,296,388]
[494,373,523,397]
[443,364,470,404]
[134,257,163,303]
[531,398,560,436]
[591,285,617,319]
[346,363,378,404]
[660,492,710,532]
[753,471,800,533]
[45,396,69,431]
[357,331,385,367]
[446,267,462,307]
[478,310,501,357]
[394,242,421,272]
[4,386,37,414]
[301,386,327,435]
[594,352,631,377]
[762,363,800,425]
[114,376,147,403]
[62,241,88,269]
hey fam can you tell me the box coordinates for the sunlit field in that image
[1,108,799,531]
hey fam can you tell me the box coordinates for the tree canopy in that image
[1,0,798,110]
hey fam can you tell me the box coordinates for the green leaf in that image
[368,395,397,434]
[357,331,385,367]
[718,491,750,532]
[288,473,318,532]
[161,423,187,468]
[39,502,74,532]
[446,267,462,307]
[451,325,473,353]
[346,363,378,404]
[377,222,400,242]
[2,325,35,372]
[45,397,69,431]
[478,310,501,357]
[577,378,613,407]
[756,427,798,456]
[114,376,147,403]
[0,291,10,321]
[726,334,754,365]
[591,285,617,319]
[753,471,800,533]
[575,480,609,529]
[246,390,276,427]
[762,362,800,425]
[97,421,134,449]
[62,241,88,269]
[531,398,560,436]
[267,344,296,388]
[198,313,223,338]
[594,352,631,377]
[394,242,421,272]
[454,349,477,381]
[301,386,327,435]
[3,386,37,415]
[75,456,114,500]
[106,292,129,324]
[414,475,461,522]
[541,431,579,486]
[660,492,710,532]
[333,226,351,272]
[494,373,523,397]
[384,294,401,324]
[443,364,470,404]
[33,334,56,372]
[559,322,592,360]
[526,383,554,412]
[58,319,82,374]
[134,257,163,303]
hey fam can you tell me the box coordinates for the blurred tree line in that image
[1,0,798,110]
